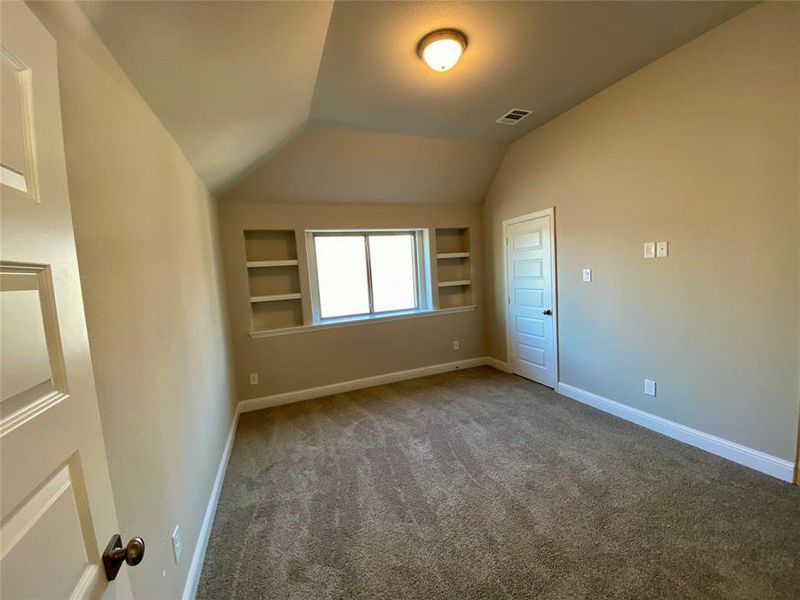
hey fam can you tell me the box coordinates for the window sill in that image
[248,305,477,339]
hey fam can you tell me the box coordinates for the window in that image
[308,230,429,322]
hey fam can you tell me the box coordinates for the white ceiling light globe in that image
[418,30,467,73]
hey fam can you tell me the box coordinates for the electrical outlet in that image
[644,379,656,397]
[171,524,182,564]
[644,242,656,259]
[249,373,259,385]
[582,268,592,282]
[656,241,669,258]
[452,340,460,351]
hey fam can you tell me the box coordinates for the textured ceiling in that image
[77,0,333,194]
[77,0,755,200]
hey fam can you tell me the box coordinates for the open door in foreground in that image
[1,3,140,597]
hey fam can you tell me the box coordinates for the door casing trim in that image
[794,409,799,484]
[502,207,559,387]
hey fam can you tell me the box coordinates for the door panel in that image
[0,266,62,426]
[517,342,545,367]
[1,461,96,599]
[0,3,129,598]
[0,42,38,199]
[515,288,543,308]
[516,315,544,338]
[514,258,543,278]
[513,230,542,251]
[506,214,556,387]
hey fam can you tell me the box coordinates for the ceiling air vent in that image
[495,108,532,125]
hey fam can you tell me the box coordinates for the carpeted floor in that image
[197,367,799,599]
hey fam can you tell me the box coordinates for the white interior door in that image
[505,212,557,388]
[0,3,134,598]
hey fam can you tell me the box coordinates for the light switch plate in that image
[171,524,182,564]
[644,379,656,397]
[644,242,656,259]
[656,241,669,258]
[582,268,592,282]
[249,373,259,385]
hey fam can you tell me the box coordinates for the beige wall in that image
[223,126,507,206]
[484,3,799,460]
[28,3,236,598]
[220,201,485,399]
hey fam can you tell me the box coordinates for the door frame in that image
[502,207,559,387]
[794,408,799,485]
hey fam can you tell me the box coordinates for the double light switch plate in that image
[644,241,669,258]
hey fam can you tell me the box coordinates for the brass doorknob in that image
[119,537,145,566]
[102,534,145,581]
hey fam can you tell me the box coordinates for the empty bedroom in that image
[0,1,798,599]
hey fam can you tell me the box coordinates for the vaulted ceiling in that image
[77,0,334,193]
[310,0,755,142]
[223,127,507,206]
[79,0,755,202]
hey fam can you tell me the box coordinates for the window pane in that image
[315,236,370,318]
[368,234,417,313]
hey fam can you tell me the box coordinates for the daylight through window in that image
[312,232,423,320]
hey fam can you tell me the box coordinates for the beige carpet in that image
[197,367,799,599]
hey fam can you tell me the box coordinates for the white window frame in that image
[305,229,432,324]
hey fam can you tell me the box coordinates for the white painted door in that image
[506,213,557,388]
[0,3,133,598]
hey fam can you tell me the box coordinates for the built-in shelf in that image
[435,227,472,309]
[247,259,299,268]
[435,227,470,254]
[244,229,304,330]
[438,280,471,288]
[250,293,302,303]
[244,229,297,262]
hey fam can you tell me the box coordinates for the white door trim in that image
[502,208,559,386]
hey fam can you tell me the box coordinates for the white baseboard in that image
[239,357,490,414]
[181,407,240,600]
[556,382,795,483]
[484,356,512,373]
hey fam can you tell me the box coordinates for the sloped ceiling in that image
[77,0,334,194]
[77,0,755,202]
[223,127,507,205]
[311,0,756,142]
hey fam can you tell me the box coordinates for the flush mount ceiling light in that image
[417,29,467,72]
